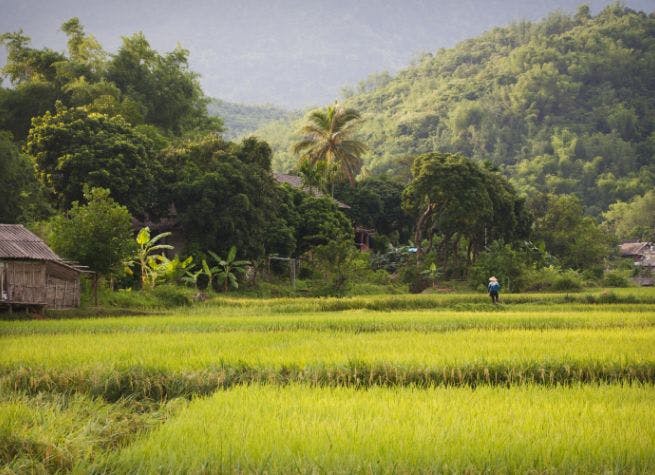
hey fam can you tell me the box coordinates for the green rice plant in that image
[2,328,653,398]
[104,384,655,473]
[3,305,655,336]
[199,287,655,314]
[0,392,185,472]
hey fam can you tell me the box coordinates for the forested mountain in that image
[255,5,655,216]
[207,99,298,139]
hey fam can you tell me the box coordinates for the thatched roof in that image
[0,224,62,261]
[619,242,652,257]
[273,173,350,209]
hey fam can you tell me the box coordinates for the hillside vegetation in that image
[207,99,298,139]
[256,5,655,215]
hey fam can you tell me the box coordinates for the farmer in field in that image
[488,276,500,304]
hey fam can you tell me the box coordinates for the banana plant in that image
[421,262,440,288]
[124,227,173,289]
[208,246,250,292]
[182,258,216,301]
[148,254,194,285]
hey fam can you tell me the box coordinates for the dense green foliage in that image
[256,6,655,216]
[0,20,356,265]
[207,99,298,139]
[162,136,284,258]
[2,9,651,285]
[603,189,655,242]
[0,131,49,223]
[26,105,162,216]
[531,193,608,270]
[403,152,530,269]
[0,20,218,140]
[48,188,134,277]
[335,176,412,245]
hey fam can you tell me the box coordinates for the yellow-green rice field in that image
[1,289,654,472]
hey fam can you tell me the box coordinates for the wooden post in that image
[290,258,296,289]
[93,273,98,307]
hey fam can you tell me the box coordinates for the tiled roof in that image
[0,224,62,261]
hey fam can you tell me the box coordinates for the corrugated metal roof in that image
[0,224,62,261]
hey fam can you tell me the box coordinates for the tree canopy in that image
[0,18,220,140]
[48,187,134,277]
[26,105,161,217]
[402,152,530,269]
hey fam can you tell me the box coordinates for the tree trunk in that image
[414,203,436,266]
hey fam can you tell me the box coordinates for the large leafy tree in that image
[403,152,490,261]
[107,33,220,135]
[48,187,134,278]
[335,176,412,243]
[294,194,353,256]
[26,105,162,217]
[403,152,529,266]
[0,131,51,222]
[531,193,608,270]
[293,103,367,187]
[166,136,290,259]
[603,190,655,242]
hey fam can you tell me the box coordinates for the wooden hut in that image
[0,224,81,311]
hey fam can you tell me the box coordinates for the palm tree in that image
[293,103,367,189]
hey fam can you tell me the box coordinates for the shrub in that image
[150,285,191,307]
[469,241,528,292]
[522,267,559,291]
[306,240,359,296]
[405,271,430,294]
[552,270,583,291]
[603,270,631,288]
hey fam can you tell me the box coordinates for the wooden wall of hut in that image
[0,260,80,309]
[1,261,47,305]
[45,261,80,309]
[46,275,80,309]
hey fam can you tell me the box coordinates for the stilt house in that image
[0,224,81,311]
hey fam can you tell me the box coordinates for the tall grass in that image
[106,384,655,473]
[40,287,655,316]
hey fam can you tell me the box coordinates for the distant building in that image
[273,173,350,209]
[0,224,81,311]
[618,241,655,286]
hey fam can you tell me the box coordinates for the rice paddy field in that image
[1,288,654,472]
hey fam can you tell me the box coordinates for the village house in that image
[618,241,655,286]
[0,224,82,311]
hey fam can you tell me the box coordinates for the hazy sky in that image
[1,0,654,108]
